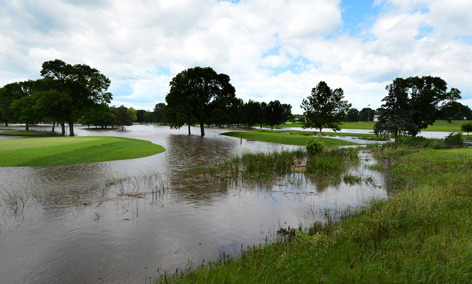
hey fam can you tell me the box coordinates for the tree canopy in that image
[301,81,351,135]
[374,76,461,137]
[165,66,237,136]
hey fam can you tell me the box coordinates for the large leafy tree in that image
[0,81,35,126]
[301,81,351,136]
[374,76,461,137]
[165,66,236,136]
[39,59,112,136]
[153,103,167,124]
[242,100,261,129]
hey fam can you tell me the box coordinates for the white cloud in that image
[0,0,471,114]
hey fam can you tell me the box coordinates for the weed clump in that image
[306,137,324,155]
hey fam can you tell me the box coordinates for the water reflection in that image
[0,125,388,283]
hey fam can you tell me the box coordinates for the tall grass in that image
[160,145,472,283]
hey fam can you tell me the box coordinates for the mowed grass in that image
[275,120,470,132]
[0,136,165,167]
[221,131,358,146]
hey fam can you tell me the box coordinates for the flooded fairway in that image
[0,125,388,283]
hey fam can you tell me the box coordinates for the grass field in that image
[0,136,165,167]
[276,120,471,132]
[220,131,358,146]
[162,146,472,283]
[0,130,57,136]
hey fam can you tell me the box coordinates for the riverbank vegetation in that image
[0,136,165,167]
[160,139,472,283]
[221,131,358,146]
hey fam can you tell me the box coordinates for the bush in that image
[461,122,472,136]
[306,137,324,155]
[444,132,463,147]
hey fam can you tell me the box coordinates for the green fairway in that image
[0,136,165,167]
[274,120,470,132]
[221,131,358,146]
[408,148,472,161]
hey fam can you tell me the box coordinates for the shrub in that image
[444,132,463,147]
[461,122,472,136]
[306,137,324,155]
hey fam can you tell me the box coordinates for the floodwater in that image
[0,125,388,283]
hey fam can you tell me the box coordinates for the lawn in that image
[0,136,165,167]
[274,120,470,132]
[0,130,57,136]
[220,131,358,146]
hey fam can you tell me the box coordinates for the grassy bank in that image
[161,145,472,283]
[275,120,470,132]
[0,136,165,167]
[221,131,358,146]
[0,130,57,136]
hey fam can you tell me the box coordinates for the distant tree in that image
[165,67,236,136]
[10,91,40,131]
[265,100,292,130]
[136,110,146,123]
[359,107,376,121]
[346,108,360,122]
[153,103,167,124]
[461,122,472,136]
[301,81,351,136]
[127,107,137,123]
[79,103,115,128]
[39,59,112,136]
[114,105,133,130]
[242,100,261,128]
[440,101,472,120]
[143,111,154,124]
[374,76,461,137]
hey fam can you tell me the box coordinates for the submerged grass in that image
[160,144,472,283]
[195,148,359,185]
[221,131,358,146]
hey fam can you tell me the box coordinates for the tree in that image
[114,105,133,130]
[136,110,147,123]
[242,100,261,129]
[79,103,115,128]
[301,81,351,136]
[153,103,167,124]
[265,100,292,130]
[346,108,360,122]
[39,59,112,136]
[165,66,236,136]
[461,122,472,136]
[374,76,461,137]
[359,107,376,121]
[0,81,34,126]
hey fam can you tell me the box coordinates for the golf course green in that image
[0,136,165,167]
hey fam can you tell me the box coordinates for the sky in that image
[0,0,471,114]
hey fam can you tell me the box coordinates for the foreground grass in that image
[221,131,358,146]
[276,120,470,132]
[0,136,165,167]
[162,147,472,283]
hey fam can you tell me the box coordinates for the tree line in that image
[1,60,469,138]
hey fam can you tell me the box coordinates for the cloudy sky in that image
[1,0,471,114]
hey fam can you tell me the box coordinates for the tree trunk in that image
[61,123,65,135]
[68,121,75,136]
[188,124,191,135]
[5,121,8,127]
[319,128,323,137]
[271,125,274,130]
[200,123,205,137]
[52,122,55,132]
[26,122,29,131]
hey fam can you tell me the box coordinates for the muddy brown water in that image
[0,125,388,283]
